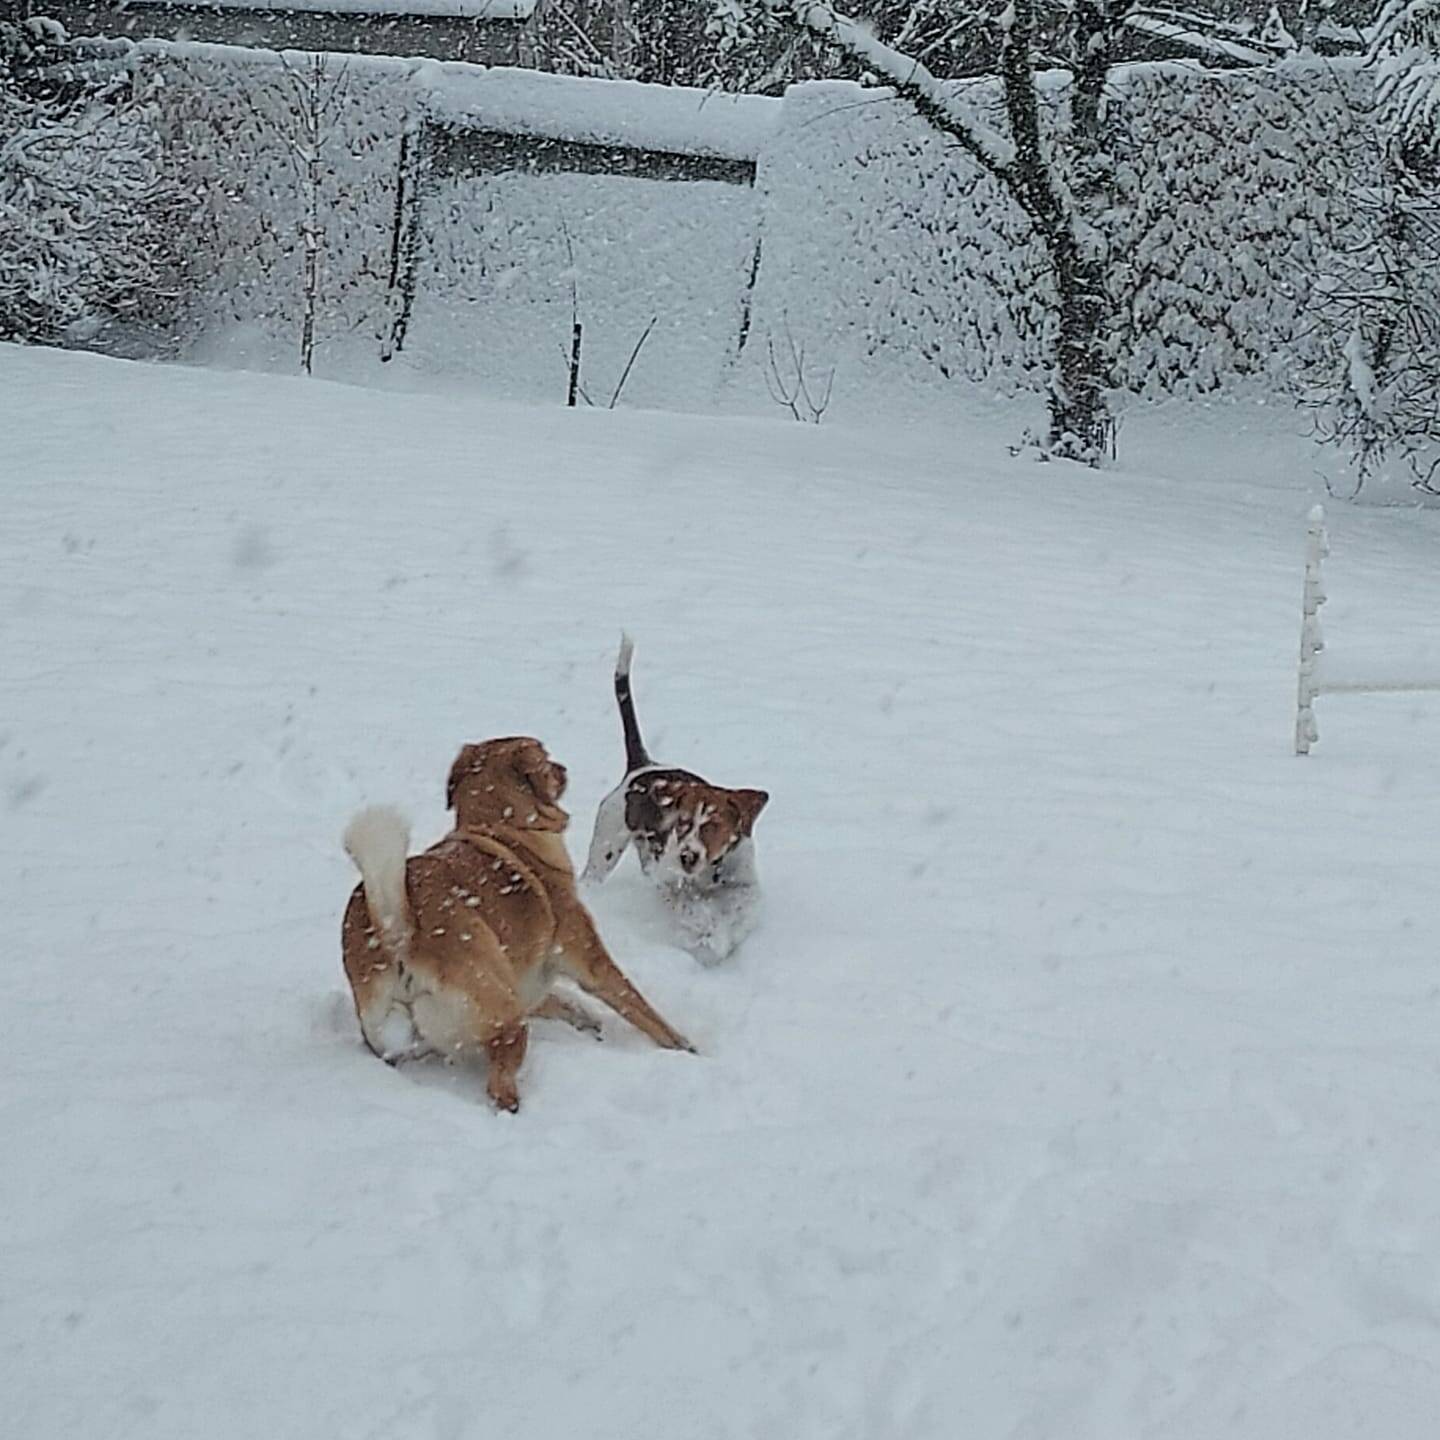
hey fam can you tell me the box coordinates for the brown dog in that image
[583,637,767,963]
[341,735,693,1112]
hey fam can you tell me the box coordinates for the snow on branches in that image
[1303,170,1440,497]
[0,21,187,347]
[1374,0,1440,169]
[771,0,1017,173]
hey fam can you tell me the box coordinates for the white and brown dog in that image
[342,735,693,1112]
[583,637,768,964]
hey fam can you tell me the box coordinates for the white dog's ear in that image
[582,785,632,885]
[732,789,769,834]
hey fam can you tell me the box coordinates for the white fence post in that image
[1293,506,1440,753]
[1295,504,1328,756]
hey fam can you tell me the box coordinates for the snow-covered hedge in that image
[754,61,1374,400]
[1111,60,1373,397]
[130,41,1374,403]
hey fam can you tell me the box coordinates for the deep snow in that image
[6,344,1440,1438]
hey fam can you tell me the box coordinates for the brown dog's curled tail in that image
[614,632,652,774]
[343,805,413,964]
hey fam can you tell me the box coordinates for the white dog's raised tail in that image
[343,805,413,962]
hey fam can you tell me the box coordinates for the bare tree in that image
[609,315,658,407]
[762,0,1132,463]
[765,321,835,422]
[1303,166,1440,496]
[273,52,348,377]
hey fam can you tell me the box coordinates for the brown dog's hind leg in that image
[407,930,533,1110]
[485,1023,529,1112]
[556,915,695,1053]
[532,992,604,1038]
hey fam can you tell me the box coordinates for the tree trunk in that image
[998,0,1113,462]
[300,141,320,376]
[1047,230,1111,461]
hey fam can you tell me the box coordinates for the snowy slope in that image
[6,345,1440,1439]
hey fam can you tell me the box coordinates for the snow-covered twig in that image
[556,340,594,405]
[557,214,585,405]
[567,321,584,407]
[764,322,834,423]
[609,315,658,408]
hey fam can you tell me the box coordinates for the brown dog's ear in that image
[447,743,483,811]
[733,788,769,834]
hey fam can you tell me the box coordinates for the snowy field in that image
[7,343,1440,1439]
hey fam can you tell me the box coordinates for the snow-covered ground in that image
[7,344,1440,1439]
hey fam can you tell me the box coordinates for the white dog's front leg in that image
[582,783,633,884]
[670,883,759,965]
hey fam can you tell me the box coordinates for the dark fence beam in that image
[427,123,757,187]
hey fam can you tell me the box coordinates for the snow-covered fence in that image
[127,42,1374,406]
[1294,505,1440,755]
[389,67,775,405]
[134,44,775,402]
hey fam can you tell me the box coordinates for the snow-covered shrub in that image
[1300,8,1440,496]
[0,19,188,348]
[1110,59,1372,398]
[1300,170,1440,495]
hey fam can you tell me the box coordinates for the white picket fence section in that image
[1294,504,1440,754]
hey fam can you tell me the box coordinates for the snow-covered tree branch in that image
[775,1,1017,174]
